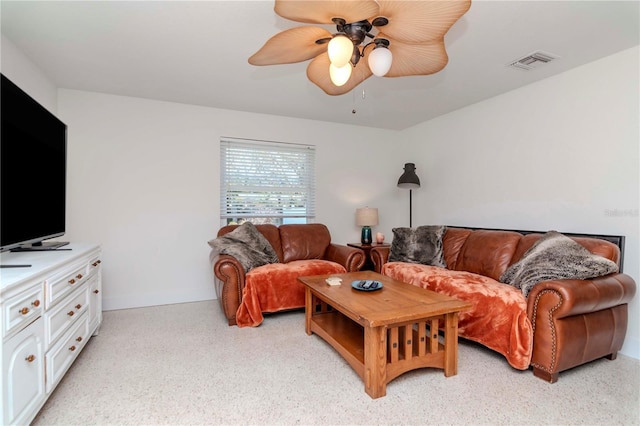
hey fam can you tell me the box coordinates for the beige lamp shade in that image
[356,207,379,227]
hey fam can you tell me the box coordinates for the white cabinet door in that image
[2,317,45,425]
[88,274,102,335]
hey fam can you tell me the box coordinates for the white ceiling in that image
[1,1,638,130]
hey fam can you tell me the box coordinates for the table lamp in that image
[356,207,378,244]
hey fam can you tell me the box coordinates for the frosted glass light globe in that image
[368,47,393,77]
[328,35,353,68]
[329,63,352,86]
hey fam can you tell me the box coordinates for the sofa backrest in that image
[279,224,331,263]
[443,227,621,281]
[216,223,332,264]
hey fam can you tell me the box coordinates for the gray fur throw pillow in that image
[500,231,618,298]
[208,222,279,272]
[389,225,447,268]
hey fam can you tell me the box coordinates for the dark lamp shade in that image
[397,163,421,189]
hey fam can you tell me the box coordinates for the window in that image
[220,138,316,226]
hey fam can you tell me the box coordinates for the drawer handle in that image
[69,278,76,285]
[25,354,36,363]
[32,299,40,307]
[76,274,83,280]
[93,289,100,294]
[69,345,76,352]
[92,260,102,267]
[76,336,83,342]
[67,311,75,317]
[75,304,82,310]
[20,307,30,315]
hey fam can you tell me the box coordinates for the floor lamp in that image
[397,163,421,228]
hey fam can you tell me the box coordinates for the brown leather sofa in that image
[370,227,636,383]
[212,223,365,327]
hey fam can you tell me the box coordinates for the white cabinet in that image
[1,244,101,425]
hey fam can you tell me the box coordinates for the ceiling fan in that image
[249,0,472,96]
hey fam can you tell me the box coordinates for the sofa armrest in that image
[370,246,390,273]
[526,273,636,382]
[213,254,247,325]
[324,243,366,272]
[527,273,636,320]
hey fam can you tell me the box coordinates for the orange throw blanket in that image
[382,262,533,370]
[236,259,346,327]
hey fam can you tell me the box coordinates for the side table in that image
[347,242,390,271]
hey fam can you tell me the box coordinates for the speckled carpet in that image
[33,300,640,425]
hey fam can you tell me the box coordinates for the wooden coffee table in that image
[297,271,472,399]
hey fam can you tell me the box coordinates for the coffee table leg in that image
[443,312,459,377]
[305,288,312,336]
[364,325,387,398]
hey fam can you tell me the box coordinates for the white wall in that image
[401,46,640,359]
[0,34,58,114]
[57,90,400,311]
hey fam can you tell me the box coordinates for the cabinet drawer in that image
[44,260,88,309]
[45,287,89,347]
[45,312,90,393]
[88,255,102,276]
[2,284,44,339]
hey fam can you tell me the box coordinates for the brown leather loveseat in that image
[371,227,636,383]
[212,223,365,327]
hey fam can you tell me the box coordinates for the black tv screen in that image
[1,74,67,252]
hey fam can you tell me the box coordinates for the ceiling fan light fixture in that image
[329,63,352,86]
[328,35,353,68]
[251,0,472,95]
[368,45,393,77]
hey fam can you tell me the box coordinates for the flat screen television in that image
[1,73,68,252]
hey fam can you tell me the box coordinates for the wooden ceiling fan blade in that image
[248,27,332,65]
[275,0,380,24]
[307,53,372,95]
[373,0,471,43]
[383,37,449,77]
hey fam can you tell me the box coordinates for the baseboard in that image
[620,336,639,360]
[103,287,216,311]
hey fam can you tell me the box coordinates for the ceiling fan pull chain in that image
[352,90,357,114]
[352,88,366,115]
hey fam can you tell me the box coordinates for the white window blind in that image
[220,138,316,225]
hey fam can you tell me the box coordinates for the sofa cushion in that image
[442,227,473,270]
[382,262,532,370]
[500,231,619,298]
[452,230,522,281]
[235,259,347,327]
[280,224,331,263]
[388,225,447,267]
[209,222,279,272]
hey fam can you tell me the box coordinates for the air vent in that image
[508,51,559,70]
